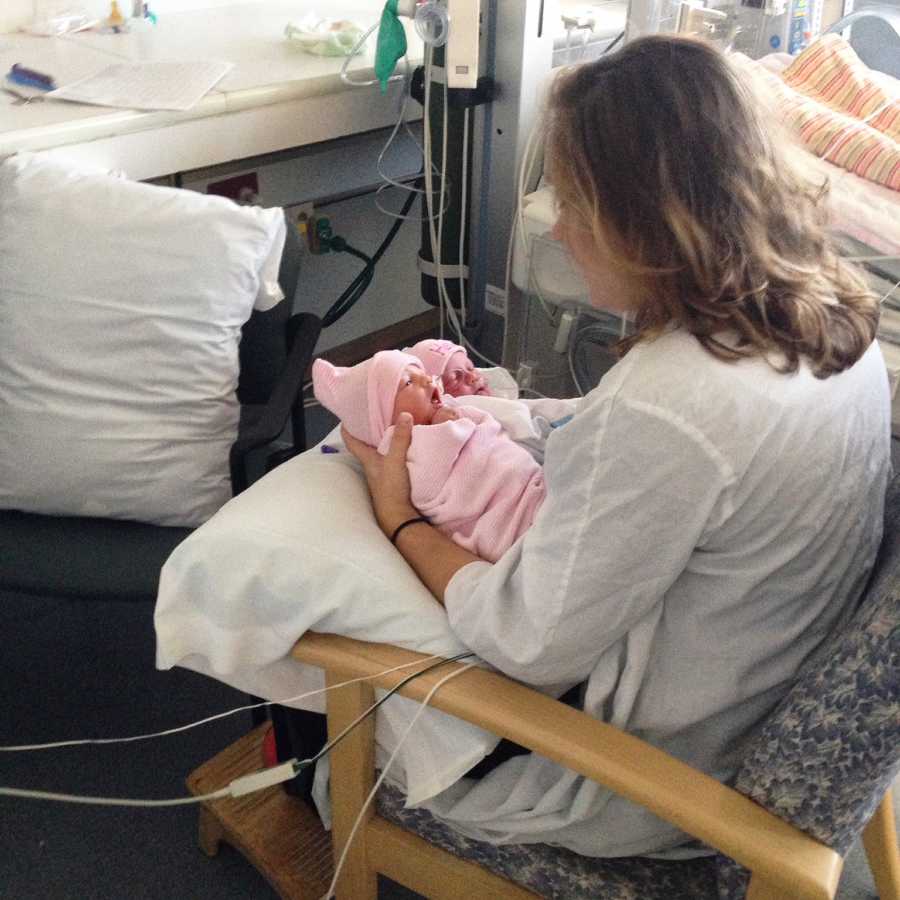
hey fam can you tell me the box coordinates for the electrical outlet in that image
[291,202,315,244]
[484,284,507,317]
[207,171,259,204]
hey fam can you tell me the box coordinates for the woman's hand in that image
[341,413,418,536]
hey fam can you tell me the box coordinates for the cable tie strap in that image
[229,759,300,798]
[390,515,430,545]
[417,255,469,280]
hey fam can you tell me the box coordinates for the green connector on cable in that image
[314,217,334,254]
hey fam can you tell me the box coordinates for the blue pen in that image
[8,64,56,91]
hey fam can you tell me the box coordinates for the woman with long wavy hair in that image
[343,35,892,857]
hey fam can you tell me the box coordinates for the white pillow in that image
[155,440,500,803]
[0,153,287,527]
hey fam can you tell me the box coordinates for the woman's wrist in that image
[380,505,420,538]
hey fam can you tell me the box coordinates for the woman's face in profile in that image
[551,198,637,317]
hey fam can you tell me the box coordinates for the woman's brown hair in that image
[545,35,879,377]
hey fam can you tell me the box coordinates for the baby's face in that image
[393,366,444,426]
[441,351,490,397]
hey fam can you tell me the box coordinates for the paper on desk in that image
[47,60,233,111]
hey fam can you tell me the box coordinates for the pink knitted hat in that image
[312,351,424,446]
[404,339,467,377]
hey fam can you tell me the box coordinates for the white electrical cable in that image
[0,653,454,752]
[321,662,477,900]
[514,122,557,325]
[337,25,446,225]
[880,278,900,306]
[1,657,475,809]
[0,785,232,808]
[579,27,591,61]
[373,54,449,225]
[567,345,586,397]
[420,46,503,367]
[459,107,469,327]
[437,59,449,339]
[339,23,405,89]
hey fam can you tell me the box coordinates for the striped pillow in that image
[734,44,900,191]
[783,34,899,142]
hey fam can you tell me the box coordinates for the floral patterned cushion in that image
[376,781,719,900]
[717,472,900,897]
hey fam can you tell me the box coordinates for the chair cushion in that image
[376,781,719,900]
[727,472,900,854]
[715,472,900,898]
[0,510,191,602]
[0,153,286,528]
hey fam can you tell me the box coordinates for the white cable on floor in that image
[0,653,452,752]
[1,658,475,809]
[320,662,477,900]
[0,785,232,808]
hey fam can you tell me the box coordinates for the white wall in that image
[1,0,255,33]
[180,125,428,352]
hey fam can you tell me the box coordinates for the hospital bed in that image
[152,20,900,900]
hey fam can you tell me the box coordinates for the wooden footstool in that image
[186,724,334,900]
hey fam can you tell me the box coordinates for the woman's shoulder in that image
[584,329,735,412]
[578,328,889,475]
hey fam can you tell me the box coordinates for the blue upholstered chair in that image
[0,221,320,603]
[288,470,899,900]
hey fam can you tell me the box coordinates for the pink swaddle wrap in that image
[312,351,545,562]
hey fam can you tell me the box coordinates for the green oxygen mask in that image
[374,0,408,93]
[374,0,449,93]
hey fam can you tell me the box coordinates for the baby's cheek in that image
[440,376,460,397]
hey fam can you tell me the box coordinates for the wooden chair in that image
[285,471,900,900]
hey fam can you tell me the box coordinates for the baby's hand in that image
[431,406,460,425]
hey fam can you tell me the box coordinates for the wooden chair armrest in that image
[293,632,843,900]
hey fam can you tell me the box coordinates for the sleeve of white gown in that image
[444,394,735,685]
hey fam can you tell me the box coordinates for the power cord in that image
[0,652,475,808]
[0,652,464,753]
[318,175,421,329]
[321,661,477,900]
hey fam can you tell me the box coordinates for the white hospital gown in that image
[424,329,892,858]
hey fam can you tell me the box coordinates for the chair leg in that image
[862,787,900,900]
[325,672,378,900]
[198,805,225,858]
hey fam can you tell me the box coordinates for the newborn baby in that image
[404,339,491,397]
[312,350,545,563]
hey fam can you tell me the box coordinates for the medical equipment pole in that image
[419,42,473,316]
[467,0,556,366]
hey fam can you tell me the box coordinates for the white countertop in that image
[0,2,422,174]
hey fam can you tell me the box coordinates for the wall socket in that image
[484,284,507,317]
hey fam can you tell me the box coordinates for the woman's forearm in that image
[391,518,482,603]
